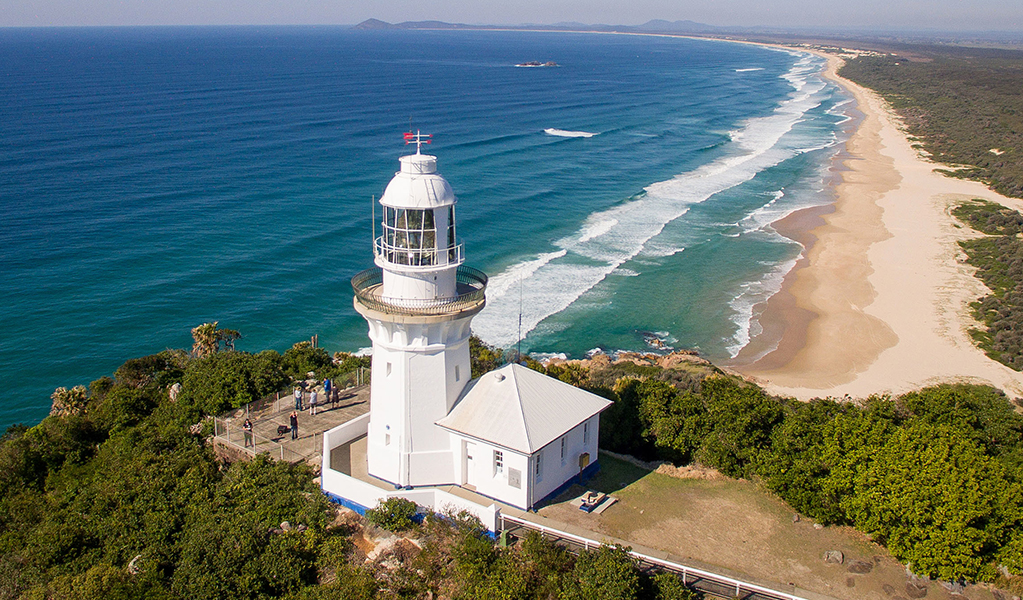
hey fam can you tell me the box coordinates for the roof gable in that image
[435,363,612,454]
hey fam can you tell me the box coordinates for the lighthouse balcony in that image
[352,266,487,316]
[374,236,464,270]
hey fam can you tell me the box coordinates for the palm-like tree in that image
[191,322,221,357]
[191,322,243,357]
[50,385,88,416]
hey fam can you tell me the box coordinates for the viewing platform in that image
[351,265,487,317]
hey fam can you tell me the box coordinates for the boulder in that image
[848,560,874,574]
[824,550,844,564]
[905,582,928,599]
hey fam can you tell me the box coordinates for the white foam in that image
[533,352,568,363]
[485,249,568,299]
[575,218,618,244]
[354,347,373,357]
[474,52,832,348]
[725,257,799,358]
[735,67,764,72]
[545,128,598,138]
[613,268,640,277]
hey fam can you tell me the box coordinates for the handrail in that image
[351,265,487,316]
[500,514,810,600]
[374,236,464,268]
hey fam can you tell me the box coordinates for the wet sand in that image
[733,52,1023,400]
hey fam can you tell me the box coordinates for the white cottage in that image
[321,134,611,523]
[437,363,608,510]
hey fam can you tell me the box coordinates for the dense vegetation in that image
[0,341,699,599]
[953,200,1023,370]
[583,359,1023,584]
[356,503,697,600]
[5,332,1022,597]
[838,46,1023,198]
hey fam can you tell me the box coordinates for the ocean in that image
[0,27,850,429]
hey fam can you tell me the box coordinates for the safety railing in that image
[499,514,812,600]
[351,265,487,316]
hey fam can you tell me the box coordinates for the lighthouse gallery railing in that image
[351,266,487,316]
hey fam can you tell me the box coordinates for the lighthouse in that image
[351,132,487,488]
[329,133,609,514]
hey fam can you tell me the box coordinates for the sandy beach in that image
[734,52,1023,400]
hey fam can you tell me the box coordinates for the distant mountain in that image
[636,19,722,33]
[396,20,466,29]
[353,18,396,30]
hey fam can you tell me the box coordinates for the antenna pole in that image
[517,276,523,363]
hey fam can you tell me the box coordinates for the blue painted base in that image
[323,490,370,516]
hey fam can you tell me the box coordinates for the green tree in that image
[561,544,641,600]
[696,378,783,479]
[469,335,503,378]
[847,421,1023,580]
[181,350,286,414]
[282,342,333,380]
[757,398,846,522]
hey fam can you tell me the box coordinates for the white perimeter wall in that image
[322,418,499,531]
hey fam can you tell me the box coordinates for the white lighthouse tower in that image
[351,132,487,488]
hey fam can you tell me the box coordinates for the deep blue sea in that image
[0,27,850,429]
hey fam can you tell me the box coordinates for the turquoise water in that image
[0,27,849,429]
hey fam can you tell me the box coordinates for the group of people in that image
[241,378,344,448]
[292,377,342,416]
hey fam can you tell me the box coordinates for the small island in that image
[515,60,559,67]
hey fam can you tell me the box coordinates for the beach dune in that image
[734,54,1023,400]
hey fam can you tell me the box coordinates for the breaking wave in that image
[544,128,598,138]
[474,53,836,349]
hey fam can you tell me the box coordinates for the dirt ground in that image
[537,453,1001,600]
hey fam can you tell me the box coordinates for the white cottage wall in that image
[529,414,601,506]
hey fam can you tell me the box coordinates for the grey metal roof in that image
[435,363,612,454]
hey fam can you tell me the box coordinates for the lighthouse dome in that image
[380,153,455,209]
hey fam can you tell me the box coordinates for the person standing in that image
[242,418,253,448]
[309,388,318,416]
[330,385,339,410]
[294,385,303,411]
[324,377,332,399]
[290,411,298,440]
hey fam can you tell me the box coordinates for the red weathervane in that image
[404,130,432,154]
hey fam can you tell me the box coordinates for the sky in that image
[1,0,1022,32]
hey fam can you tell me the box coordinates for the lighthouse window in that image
[494,450,503,475]
[380,207,438,267]
[447,206,457,261]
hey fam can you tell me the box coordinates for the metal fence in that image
[500,514,811,600]
[211,367,369,464]
[213,414,325,463]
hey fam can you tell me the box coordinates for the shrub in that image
[365,497,419,532]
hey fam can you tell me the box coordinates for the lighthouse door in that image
[463,441,477,487]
